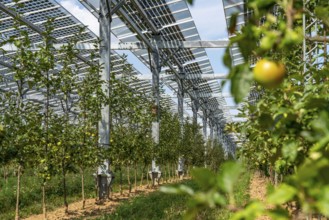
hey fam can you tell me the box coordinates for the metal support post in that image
[223,137,228,159]
[177,67,185,178]
[149,34,162,185]
[213,123,218,145]
[97,0,114,201]
[302,0,319,78]
[202,109,208,167]
[218,126,227,158]
[302,0,307,74]
[191,87,199,126]
[217,124,220,143]
[209,119,214,148]
[192,100,199,125]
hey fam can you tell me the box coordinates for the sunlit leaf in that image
[267,183,297,205]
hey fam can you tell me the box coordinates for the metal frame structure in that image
[222,0,328,151]
[0,0,240,199]
[303,0,325,74]
[221,0,250,155]
[79,0,237,175]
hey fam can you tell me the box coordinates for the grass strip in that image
[100,171,250,220]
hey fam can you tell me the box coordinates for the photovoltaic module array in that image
[0,0,243,149]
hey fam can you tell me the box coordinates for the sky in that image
[57,0,238,119]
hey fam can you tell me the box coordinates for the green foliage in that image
[108,66,154,169]
[223,0,329,218]
[181,1,329,218]
[1,16,216,217]
[102,181,193,220]
[102,174,250,220]
[161,162,248,219]
[0,170,96,219]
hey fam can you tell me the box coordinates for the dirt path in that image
[249,171,269,202]
[249,172,322,220]
[24,179,184,220]
[249,171,271,220]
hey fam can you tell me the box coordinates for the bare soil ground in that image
[249,172,323,220]
[24,178,184,220]
[249,171,271,220]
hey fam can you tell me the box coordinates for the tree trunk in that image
[146,165,150,187]
[62,165,68,214]
[42,182,47,219]
[162,165,165,183]
[3,165,8,184]
[158,166,161,185]
[172,163,176,182]
[95,168,98,201]
[81,168,85,209]
[164,165,167,183]
[167,164,171,182]
[15,165,21,220]
[185,164,188,178]
[140,170,144,187]
[134,162,137,193]
[120,167,123,195]
[127,164,131,194]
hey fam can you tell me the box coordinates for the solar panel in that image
[0,0,236,126]
[222,0,248,66]
[0,0,170,115]
[79,0,232,122]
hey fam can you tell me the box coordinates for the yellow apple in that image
[253,59,286,88]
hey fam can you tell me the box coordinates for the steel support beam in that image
[122,92,232,99]
[111,40,230,50]
[218,126,227,156]
[136,73,227,81]
[110,0,126,17]
[0,2,92,66]
[177,78,184,132]
[215,123,219,144]
[81,0,226,126]
[79,0,99,18]
[192,97,199,125]
[202,108,208,168]
[79,0,232,145]
[150,34,162,184]
[0,2,44,35]
[2,41,231,51]
[177,67,185,177]
[78,0,230,128]
[97,0,113,201]
[161,50,217,115]
[130,0,159,34]
[209,118,214,148]
[1,43,99,51]
[112,0,154,50]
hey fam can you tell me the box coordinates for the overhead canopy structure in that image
[0,0,238,154]
[0,0,245,199]
[0,0,176,115]
[222,0,251,147]
[223,0,245,66]
[79,0,233,124]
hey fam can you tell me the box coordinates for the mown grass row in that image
[0,165,176,220]
[0,166,250,220]
[99,171,251,220]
